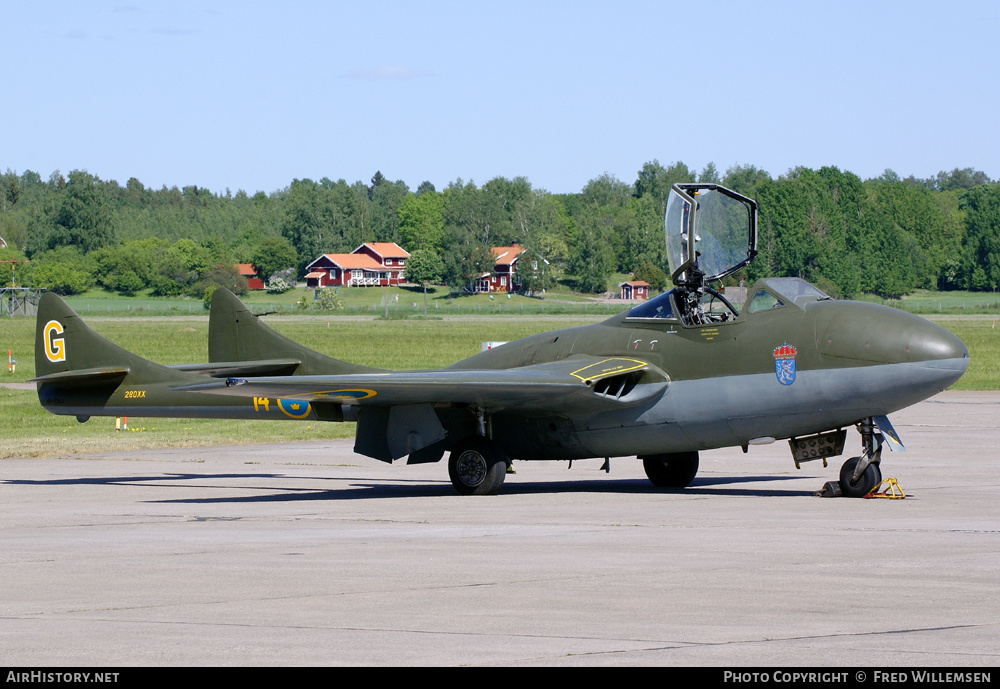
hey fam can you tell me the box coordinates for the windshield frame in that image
[666,183,758,286]
[625,289,679,321]
[744,278,832,314]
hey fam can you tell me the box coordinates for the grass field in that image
[61,282,1000,317]
[2,310,996,459]
[60,283,626,317]
[859,289,1000,314]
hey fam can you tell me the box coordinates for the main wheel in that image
[839,456,882,498]
[448,437,508,495]
[642,451,699,488]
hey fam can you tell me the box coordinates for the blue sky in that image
[4,1,999,195]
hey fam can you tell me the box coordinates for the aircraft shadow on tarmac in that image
[5,473,285,486]
[5,473,818,503]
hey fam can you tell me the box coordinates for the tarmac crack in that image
[6,614,993,651]
[485,622,1000,665]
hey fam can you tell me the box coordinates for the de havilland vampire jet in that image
[33,184,969,496]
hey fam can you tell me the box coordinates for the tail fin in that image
[33,292,178,387]
[31,293,323,422]
[208,288,383,375]
[208,287,264,364]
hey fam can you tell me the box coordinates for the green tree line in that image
[0,163,996,298]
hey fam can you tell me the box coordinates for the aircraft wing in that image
[172,355,669,413]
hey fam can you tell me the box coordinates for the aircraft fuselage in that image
[458,282,967,460]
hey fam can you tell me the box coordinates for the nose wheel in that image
[839,418,884,498]
[839,455,882,497]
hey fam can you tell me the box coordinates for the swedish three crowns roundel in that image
[774,343,796,385]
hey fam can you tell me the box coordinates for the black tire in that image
[448,437,508,495]
[839,456,882,498]
[642,451,699,488]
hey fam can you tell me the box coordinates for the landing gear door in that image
[666,184,757,287]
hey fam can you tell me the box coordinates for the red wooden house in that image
[352,242,409,277]
[471,242,547,293]
[304,242,410,288]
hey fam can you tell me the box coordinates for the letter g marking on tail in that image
[44,320,66,363]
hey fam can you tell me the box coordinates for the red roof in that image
[310,253,384,270]
[355,242,410,259]
[235,263,257,277]
[491,244,526,266]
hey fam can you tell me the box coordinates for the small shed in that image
[619,280,650,300]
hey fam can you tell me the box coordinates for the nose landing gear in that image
[839,418,884,498]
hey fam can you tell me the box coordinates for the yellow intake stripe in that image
[570,358,647,381]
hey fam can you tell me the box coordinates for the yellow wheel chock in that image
[865,477,905,499]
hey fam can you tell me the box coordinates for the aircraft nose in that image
[818,302,968,367]
[906,319,968,364]
[816,302,968,409]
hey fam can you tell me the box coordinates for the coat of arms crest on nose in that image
[774,343,796,385]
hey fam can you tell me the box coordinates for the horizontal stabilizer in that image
[30,367,130,386]
[169,359,302,378]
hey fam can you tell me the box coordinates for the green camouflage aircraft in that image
[33,184,968,496]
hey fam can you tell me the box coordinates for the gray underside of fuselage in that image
[552,357,967,459]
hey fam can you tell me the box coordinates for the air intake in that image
[592,371,641,400]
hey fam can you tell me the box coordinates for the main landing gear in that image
[448,408,509,496]
[838,418,883,498]
[641,451,700,488]
[447,436,508,496]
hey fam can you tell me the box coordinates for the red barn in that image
[304,242,410,288]
[236,264,265,290]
